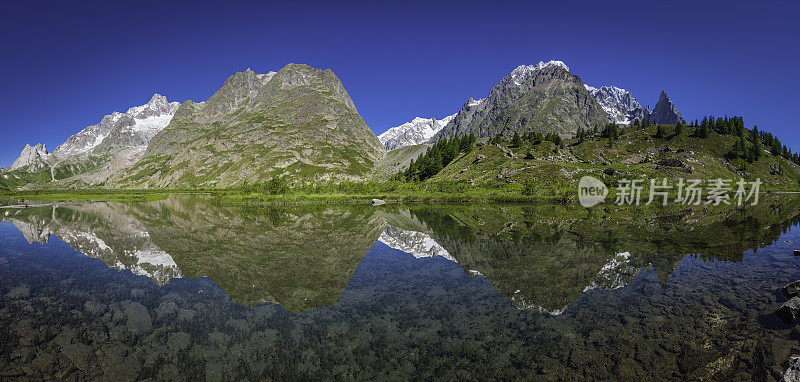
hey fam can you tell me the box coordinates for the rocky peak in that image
[271,64,357,111]
[585,85,645,126]
[9,143,50,172]
[202,64,356,117]
[52,94,180,159]
[432,60,607,141]
[647,90,686,125]
[503,60,574,89]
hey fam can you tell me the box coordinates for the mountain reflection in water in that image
[2,195,800,379]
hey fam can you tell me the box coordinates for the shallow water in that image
[1,196,800,380]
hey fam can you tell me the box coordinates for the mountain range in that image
[378,115,455,150]
[3,61,689,188]
[584,85,685,126]
[378,62,686,151]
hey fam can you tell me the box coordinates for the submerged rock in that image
[123,302,153,334]
[776,297,800,324]
[5,284,30,299]
[784,281,800,299]
[784,355,800,382]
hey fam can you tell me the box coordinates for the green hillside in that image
[425,122,800,196]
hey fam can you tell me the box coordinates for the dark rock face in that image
[646,90,686,125]
[432,61,608,142]
[776,297,800,324]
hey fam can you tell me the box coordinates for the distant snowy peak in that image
[52,94,180,158]
[378,113,456,150]
[585,85,645,126]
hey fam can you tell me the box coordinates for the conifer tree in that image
[511,132,521,147]
[674,122,683,137]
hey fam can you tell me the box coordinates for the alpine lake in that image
[2,194,800,380]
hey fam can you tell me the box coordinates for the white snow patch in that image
[510,60,570,85]
[378,113,457,150]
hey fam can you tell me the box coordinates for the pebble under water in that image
[1,196,800,380]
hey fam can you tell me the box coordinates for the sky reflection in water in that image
[1,196,800,380]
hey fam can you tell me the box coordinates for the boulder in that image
[474,155,485,164]
[602,168,619,176]
[371,199,386,206]
[776,297,800,324]
[785,281,800,299]
[784,355,800,382]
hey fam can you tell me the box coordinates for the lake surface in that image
[2,195,800,380]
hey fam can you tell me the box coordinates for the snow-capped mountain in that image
[3,205,183,285]
[584,85,645,126]
[585,86,686,126]
[378,114,456,150]
[508,60,570,85]
[378,226,457,262]
[432,60,608,141]
[53,94,180,158]
[9,143,51,172]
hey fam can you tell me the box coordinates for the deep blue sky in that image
[1,0,798,166]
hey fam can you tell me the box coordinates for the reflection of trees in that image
[399,195,800,311]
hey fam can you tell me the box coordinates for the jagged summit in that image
[51,94,180,159]
[378,114,456,150]
[9,143,50,172]
[433,60,607,141]
[647,90,685,125]
[510,61,570,83]
[584,85,645,126]
[585,86,686,126]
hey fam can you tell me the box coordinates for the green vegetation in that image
[397,134,476,182]
[0,189,174,204]
[4,112,800,204]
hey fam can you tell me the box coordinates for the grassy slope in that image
[370,144,429,181]
[3,124,799,202]
[432,124,800,195]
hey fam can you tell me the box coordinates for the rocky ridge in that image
[432,60,609,142]
[9,144,51,172]
[646,90,686,125]
[584,85,646,126]
[52,94,180,159]
[116,64,385,188]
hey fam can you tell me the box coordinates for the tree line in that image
[398,134,477,182]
